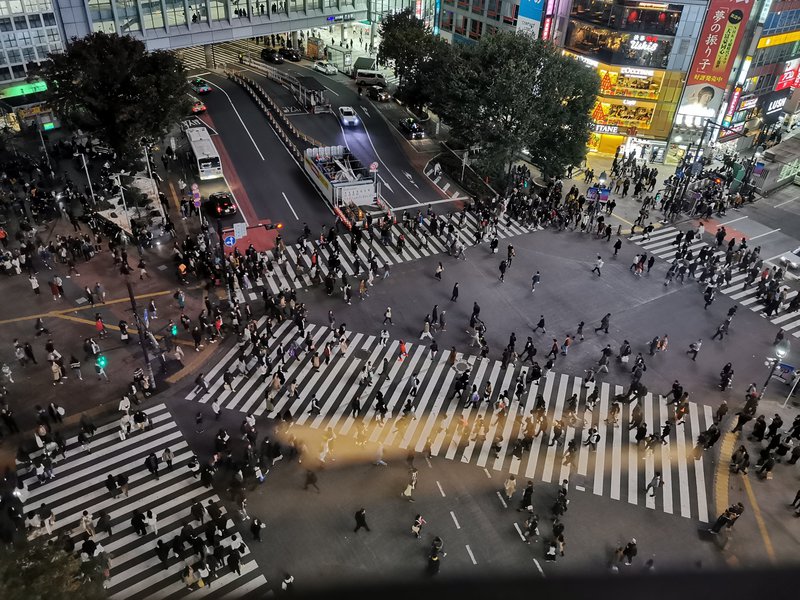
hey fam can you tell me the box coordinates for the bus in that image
[185,127,222,180]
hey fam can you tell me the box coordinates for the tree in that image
[41,32,190,165]
[432,32,599,181]
[378,9,440,109]
[0,539,107,600]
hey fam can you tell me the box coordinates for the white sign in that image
[620,67,655,77]
[233,222,247,239]
[593,124,620,134]
[369,162,379,173]
[630,35,659,53]
[766,96,788,115]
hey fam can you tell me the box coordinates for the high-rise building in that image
[0,0,64,84]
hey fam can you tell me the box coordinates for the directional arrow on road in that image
[361,106,370,118]
[403,171,419,188]
[378,174,394,194]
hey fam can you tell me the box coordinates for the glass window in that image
[7,48,21,62]
[501,0,517,25]
[45,26,57,41]
[116,0,141,33]
[13,16,27,29]
[28,13,40,26]
[0,51,6,64]
[287,0,300,13]
[440,9,453,30]
[42,13,55,25]
[21,45,33,61]
[592,98,655,129]
[7,1,23,16]
[24,0,53,12]
[87,0,116,33]
[0,67,11,81]
[486,0,499,19]
[565,20,672,68]
[35,43,46,58]
[570,0,682,37]
[0,18,11,31]
[469,18,482,39]
[595,66,663,99]
[16,30,30,45]
[11,63,25,78]
[2,31,17,47]
[31,26,44,42]
[140,0,165,29]
[209,0,228,21]
[454,14,467,34]
[471,0,484,14]
[165,0,186,26]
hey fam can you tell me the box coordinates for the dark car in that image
[205,192,238,217]
[398,118,425,140]
[367,86,391,102]
[278,47,301,62]
[261,48,284,64]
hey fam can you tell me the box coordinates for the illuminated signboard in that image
[775,58,800,91]
[0,80,48,99]
[541,16,553,40]
[679,0,752,120]
[593,124,620,134]
[722,86,741,126]
[630,35,660,52]
[738,96,758,111]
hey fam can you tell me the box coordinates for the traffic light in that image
[96,354,108,369]
[263,223,283,230]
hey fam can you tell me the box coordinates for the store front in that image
[587,123,627,154]
[564,19,673,68]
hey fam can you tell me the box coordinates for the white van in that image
[355,69,387,87]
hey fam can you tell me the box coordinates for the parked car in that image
[189,78,211,94]
[398,117,425,139]
[279,47,301,62]
[339,106,359,127]
[367,86,391,102]
[204,192,238,216]
[314,61,337,75]
[261,48,284,64]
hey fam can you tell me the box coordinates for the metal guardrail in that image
[226,71,324,162]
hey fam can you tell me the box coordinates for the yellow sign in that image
[757,29,800,49]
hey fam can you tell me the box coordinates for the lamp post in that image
[743,150,763,194]
[126,280,156,390]
[762,338,790,399]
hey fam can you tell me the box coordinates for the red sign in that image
[775,59,800,91]
[681,0,752,118]
[541,16,553,40]
[723,85,742,125]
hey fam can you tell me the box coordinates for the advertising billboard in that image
[517,0,545,37]
[679,0,753,120]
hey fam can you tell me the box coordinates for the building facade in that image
[0,0,64,84]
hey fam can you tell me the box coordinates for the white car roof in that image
[340,106,355,115]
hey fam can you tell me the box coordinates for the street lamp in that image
[598,171,607,187]
[762,339,790,398]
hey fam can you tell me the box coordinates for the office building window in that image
[165,0,186,26]
[0,2,23,17]
[140,0,165,28]
[570,0,682,36]
[209,0,228,21]
[42,12,55,25]
[24,0,53,12]
[2,31,17,46]
[116,0,142,33]
[16,30,30,45]
[13,16,26,28]
[27,13,40,26]
[88,0,116,33]
[287,0,300,12]
[0,17,10,31]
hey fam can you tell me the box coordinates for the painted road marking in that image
[436,481,446,497]
[282,192,299,220]
[465,544,477,565]
[496,491,508,508]
[533,558,545,576]
[450,511,461,530]
[513,522,526,542]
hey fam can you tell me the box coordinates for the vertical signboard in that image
[517,0,545,37]
[678,0,753,119]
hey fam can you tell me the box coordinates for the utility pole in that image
[126,280,156,389]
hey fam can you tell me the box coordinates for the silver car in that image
[339,106,359,126]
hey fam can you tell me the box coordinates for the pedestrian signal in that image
[97,355,108,368]
[170,323,178,336]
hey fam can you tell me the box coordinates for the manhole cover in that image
[454,360,469,373]
[354,349,371,361]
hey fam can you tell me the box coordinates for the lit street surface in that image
[3,34,800,600]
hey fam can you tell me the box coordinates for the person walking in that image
[435,262,444,280]
[531,271,541,293]
[595,313,611,334]
[250,518,265,541]
[411,514,426,538]
[503,474,517,501]
[353,508,370,532]
[645,472,663,497]
[451,282,459,302]
[686,339,702,361]
[304,469,321,493]
[383,307,393,325]
[591,255,604,276]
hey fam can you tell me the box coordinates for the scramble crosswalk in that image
[227,211,537,302]
[18,404,267,599]
[630,225,800,338]
[187,320,714,522]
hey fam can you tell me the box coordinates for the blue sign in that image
[519,0,544,22]
[327,16,335,21]
[224,235,236,247]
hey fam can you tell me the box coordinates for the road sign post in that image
[224,235,236,247]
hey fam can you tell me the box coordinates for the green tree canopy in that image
[0,539,107,600]
[41,32,190,165]
[436,32,599,180]
[377,9,441,109]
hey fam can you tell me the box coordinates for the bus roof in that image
[185,127,218,159]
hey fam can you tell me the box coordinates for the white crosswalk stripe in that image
[186,321,714,521]
[18,404,267,599]
[226,212,537,303]
[631,225,800,337]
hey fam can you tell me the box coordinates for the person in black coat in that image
[131,509,147,536]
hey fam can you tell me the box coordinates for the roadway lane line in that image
[222,173,250,226]
[533,558,545,576]
[282,192,299,220]
[353,121,423,204]
[450,511,461,529]
[205,79,265,161]
[483,468,492,478]
[436,481,446,497]
[720,216,748,225]
[496,491,508,508]
[513,523,526,541]
[741,472,777,563]
[465,545,477,565]
[748,228,780,241]
[774,199,794,208]
[322,84,340,97]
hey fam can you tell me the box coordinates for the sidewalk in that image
[0,128,227,462]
